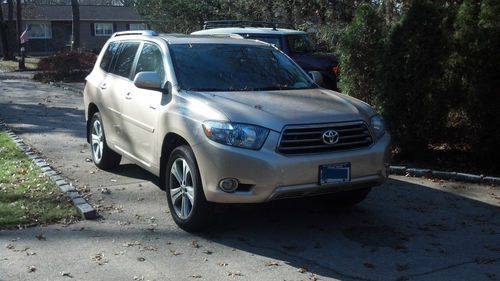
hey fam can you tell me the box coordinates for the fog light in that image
[219,178,239,193]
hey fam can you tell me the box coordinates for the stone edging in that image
[0,121,97,219]
[390,166,500,185]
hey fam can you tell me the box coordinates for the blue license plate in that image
[319,163,351,185]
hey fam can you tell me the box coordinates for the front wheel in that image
[165,145,212,231]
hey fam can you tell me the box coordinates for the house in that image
[1,3,148,54]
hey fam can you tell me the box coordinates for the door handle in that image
[125,92,132,100]
[100,83,107,90]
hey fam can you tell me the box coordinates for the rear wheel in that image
[89,112,121,170]
[165,145,212,231]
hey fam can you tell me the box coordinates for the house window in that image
[25,22,52,39]
[129,23,148,30]
[95,23,114,36]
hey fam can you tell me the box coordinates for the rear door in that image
[121,42,166,168]
[106,41,141,153]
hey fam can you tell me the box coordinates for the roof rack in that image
[203,20,294,31]
[112,30,158,38]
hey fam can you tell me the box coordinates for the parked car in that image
[84,30,391,231]
[191,20,340,91]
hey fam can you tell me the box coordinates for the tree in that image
[380,1,450,156]
[338,4,385,108]
[71,0,80,50]
[454,0,500,164]
[0,0,14,60]
[16,0,25,69]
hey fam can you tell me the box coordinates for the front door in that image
[121,43,165,168]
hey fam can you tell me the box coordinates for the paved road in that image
[0,78,499,281]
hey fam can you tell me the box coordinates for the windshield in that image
[169,44,316,92]
[287,34,315,53]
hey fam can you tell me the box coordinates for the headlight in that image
[202,121,269,150]
[370,115,386,139]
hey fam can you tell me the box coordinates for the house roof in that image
[1,5,145,22]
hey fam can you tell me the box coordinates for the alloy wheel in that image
[170,158,195,219]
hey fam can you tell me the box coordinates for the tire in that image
[165,145,212,231]
[89,112,121,170]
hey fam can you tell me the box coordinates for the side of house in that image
[1,4,148,54]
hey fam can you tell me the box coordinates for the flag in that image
[20,24,31,44]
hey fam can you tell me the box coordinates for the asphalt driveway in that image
[0,77,499,281]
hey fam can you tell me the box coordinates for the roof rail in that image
[112,30,158,38]
[192,33,245,39]
[203,20,294,30]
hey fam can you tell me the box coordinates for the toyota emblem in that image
[322,130,339,145]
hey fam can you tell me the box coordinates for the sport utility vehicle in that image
[84,31,391,231]
[192,20,340,90]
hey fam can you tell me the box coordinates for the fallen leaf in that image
[169,249,181,256]
[227,271,243,277]
[265,261,280,267]
[217,262,228,267]
[27,265,36,272]
[191,240,201,248]
[5,244,15,250]
[60,271,73,278]
[363,262,375,269]
[309,273,319,281]
[191,274,202,278]
[35,234,46,241]
[298,267,307,273]
[203,250,213,255]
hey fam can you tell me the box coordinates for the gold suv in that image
[84,31,391,231]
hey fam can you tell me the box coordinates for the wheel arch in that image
[159,132,190,190]
[86,103,100,143]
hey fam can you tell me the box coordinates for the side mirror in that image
[134,71,162,91]
[308,71,323,85]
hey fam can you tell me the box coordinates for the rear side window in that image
[99,42,120,72]
[134,43,165,81]
[111,42,140,78]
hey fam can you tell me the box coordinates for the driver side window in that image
[135,43,165,83]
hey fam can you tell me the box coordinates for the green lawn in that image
[0,56,41,72]
[0,131,78,228]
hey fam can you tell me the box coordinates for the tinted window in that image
[100,42,120,72]
[112,42,140,78]
[287,35,315,53]
[134,43,165,81]
[169,44,315,92]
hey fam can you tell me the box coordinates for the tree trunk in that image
[71,0,80,50]
[16,0,25,69]
[0,3,12,60]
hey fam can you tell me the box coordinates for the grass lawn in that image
[0,56,41,72]
[0,131,78,229]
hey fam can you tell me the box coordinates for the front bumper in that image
[192,131,391,203]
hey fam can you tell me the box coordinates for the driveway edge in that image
[0,121,98,219]
[390,165,500,185]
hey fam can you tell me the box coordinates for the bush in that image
[380,1,450,156]
[453,0,500,164]
[338,4,385,109]
[34,50,97,82]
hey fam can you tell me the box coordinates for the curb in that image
[389,165,500,185]
[0,121,97,219]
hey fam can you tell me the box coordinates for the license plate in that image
[319,163,351,185]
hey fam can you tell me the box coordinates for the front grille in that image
[277,121,373,155]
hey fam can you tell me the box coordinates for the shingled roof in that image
[2,4,145,22]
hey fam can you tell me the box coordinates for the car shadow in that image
[196,178,499,281]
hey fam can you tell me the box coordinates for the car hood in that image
[290,52,338,71]
[185,89,374,132]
